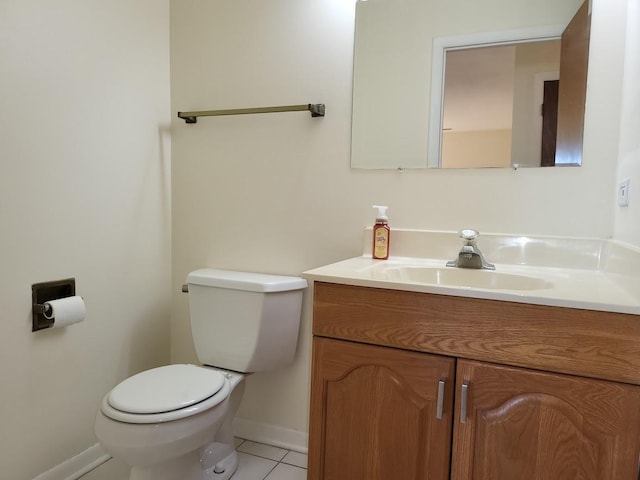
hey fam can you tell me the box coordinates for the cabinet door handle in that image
[436,380,445,420]
[460,382,469,423]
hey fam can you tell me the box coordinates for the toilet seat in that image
[101,364,231,424]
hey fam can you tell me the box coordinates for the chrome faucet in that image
[446,229,495,270]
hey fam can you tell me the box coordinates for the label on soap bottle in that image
[373,225,390,260]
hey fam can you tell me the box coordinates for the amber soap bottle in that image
[372,205,390,260]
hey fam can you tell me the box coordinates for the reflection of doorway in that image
[541,79,559,166]
[532,70,560,167]
[441,42,561,168]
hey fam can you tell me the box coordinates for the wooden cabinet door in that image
[451,360,640,480]
[308,337,455,480]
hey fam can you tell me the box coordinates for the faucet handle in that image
[459,229,479,244]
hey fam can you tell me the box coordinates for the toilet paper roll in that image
[43,296,86,328]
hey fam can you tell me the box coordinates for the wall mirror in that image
[350,0,590,170]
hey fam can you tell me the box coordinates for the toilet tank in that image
[185,269,307,373]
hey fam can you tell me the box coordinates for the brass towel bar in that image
[177,103,325,124]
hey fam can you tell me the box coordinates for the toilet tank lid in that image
[186,268,307,293]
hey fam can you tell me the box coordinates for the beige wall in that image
[0,1,171,477]
[170,0,633,444]
[614,0,640,246]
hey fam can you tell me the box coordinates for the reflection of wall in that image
[442,130,512,168]
[351,0,431,169]
[511,41,561,167]
[443,46,516,132]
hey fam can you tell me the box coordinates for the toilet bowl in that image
[95,364,245,480]
[94,269,306,480]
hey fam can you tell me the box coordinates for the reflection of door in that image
[541,80,559,166]
[555,1,590,165]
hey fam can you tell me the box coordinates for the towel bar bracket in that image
[309,104,325,117]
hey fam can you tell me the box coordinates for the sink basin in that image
[383,266,553,291]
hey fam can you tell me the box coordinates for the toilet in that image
[94,268,307,480]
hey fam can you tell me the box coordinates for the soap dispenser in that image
[372,205,390,260]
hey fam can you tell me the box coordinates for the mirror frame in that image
[427,25,566,168]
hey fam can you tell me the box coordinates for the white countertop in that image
[303,230,640,315]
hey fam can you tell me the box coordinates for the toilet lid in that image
[107,364,226,414]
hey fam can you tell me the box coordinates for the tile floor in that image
[81,439,307,480]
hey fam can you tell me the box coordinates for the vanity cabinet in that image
[308,282,640,480]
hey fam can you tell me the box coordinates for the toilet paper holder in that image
[31,278,75,332]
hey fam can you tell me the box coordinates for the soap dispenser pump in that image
[372,205,390,260]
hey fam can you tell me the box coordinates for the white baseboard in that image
[232,417,308,454]
[33,443,111,480]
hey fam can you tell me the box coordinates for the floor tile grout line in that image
[239,450,308,468]
[239,451,288,463]
[261,460,280,480]
[262,460,307,480]
[236,439,291,463]
[280,456,308,469]
[278,461,307,470]
[235,438,309,470]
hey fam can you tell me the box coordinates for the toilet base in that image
[127,445,238,480]
[128,449,202,480]
[203,450,239,480]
